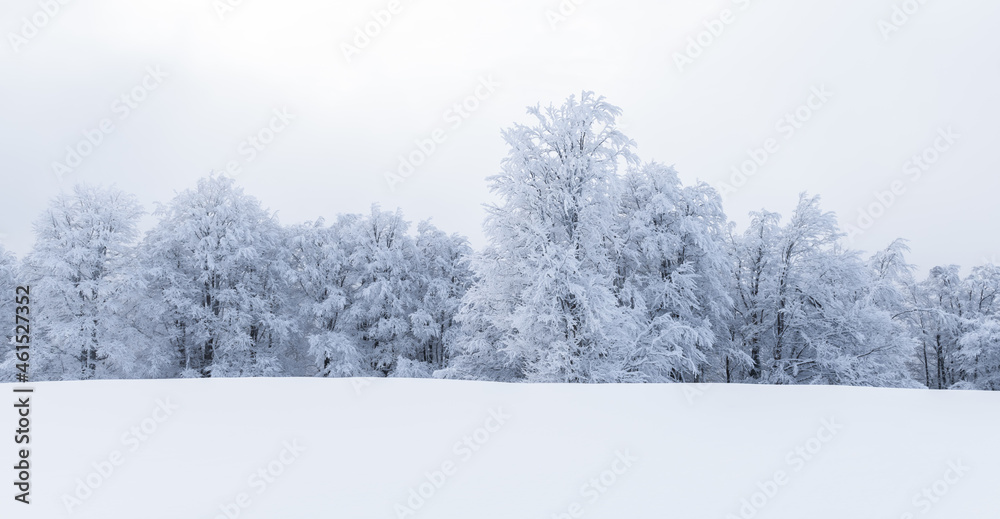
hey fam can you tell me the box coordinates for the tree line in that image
[2,92,997,389]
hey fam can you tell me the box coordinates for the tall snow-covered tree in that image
[449,92,639,383]
[143,175,291,377]
[25,185,159,380]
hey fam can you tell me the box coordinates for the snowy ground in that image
[2,378,998,518]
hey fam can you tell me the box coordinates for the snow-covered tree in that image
[342,205,420,376]
[806,242,918,388]
[0,245,19,382]
[409,221,472,371]
[616,162,731,382]
[143,175,291,377]
[958,318,1000,390]
[725,208,782,382]
[725,195,915,386]
[907,265,967,389]
[448,92,639,383]
[25,185,160,380]
[290,207,471,379]
[954,264,1000,389]
[288,216,363,377]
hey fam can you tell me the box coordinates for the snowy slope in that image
[2,378,998,518]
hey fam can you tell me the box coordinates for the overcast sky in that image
[1,0,997,273]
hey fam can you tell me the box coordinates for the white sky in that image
[1,0,998,274]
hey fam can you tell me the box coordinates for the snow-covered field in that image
[2,378,998,518]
